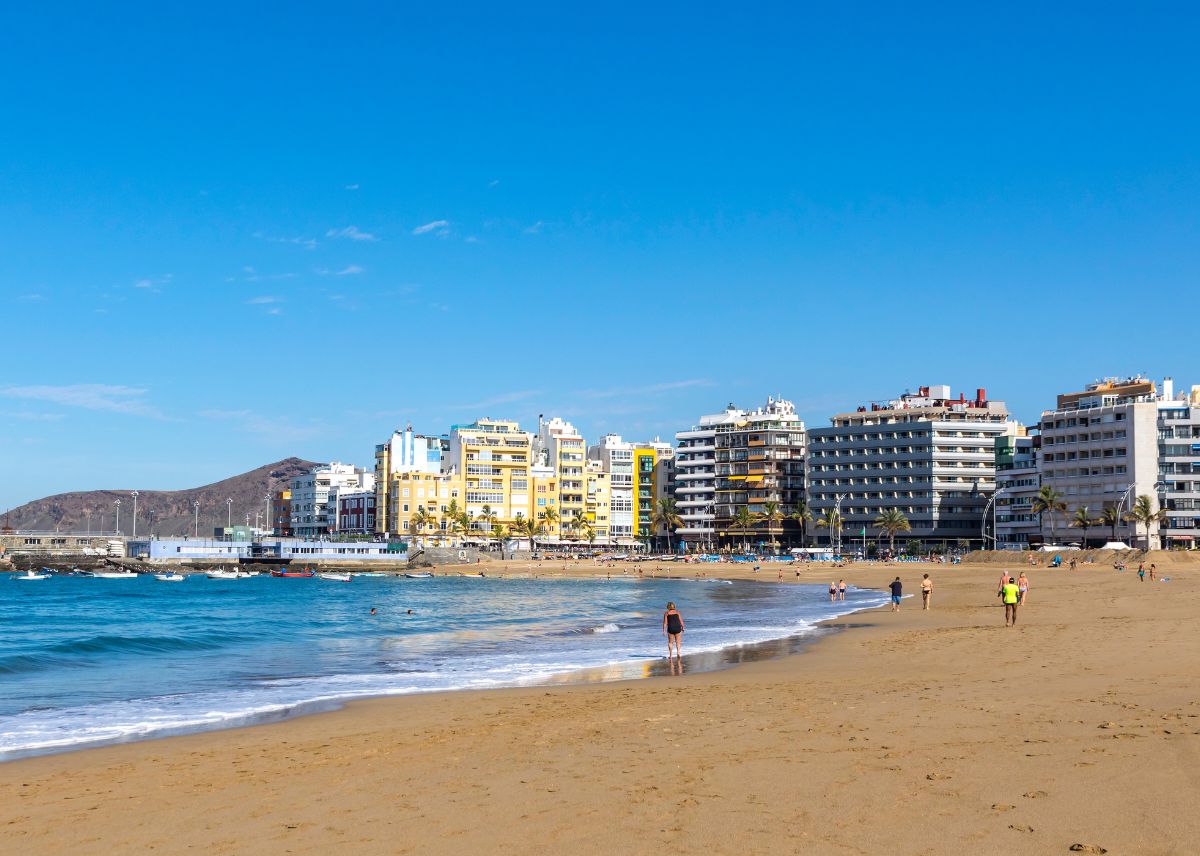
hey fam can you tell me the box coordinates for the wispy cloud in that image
[344,183,360,191]
[132,273,173,293]
[0,384,168,419]
[464,235,481,244]
[200,409,324,442]
[579,379,714,400]
[336,265,364,276]
[523,220,545,235]
[411,219,450,236]
[15,293,46,303]
[241,267,297,282]
[326,225,378,242]
[450,389,542,411]
[6,410,66,422]
[488,179,500,187]
[254,232,318,250]
[246,296,282,304]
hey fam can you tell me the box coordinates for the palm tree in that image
[651,497,683,554]
[1099,505,1122,543]
[731,507,756,553]
[873,508,911,553]
[478,504,498,545]
[410,507,434,548]
[512,513,542,553]
[1031,485,1067,545]
[757,500,785,553]
[490,522,508,550]
[1070,506,1094,548]
[791,500,813,548]
[540,506,559,541]
[816,508,843,550]
[1124,494,1166,552]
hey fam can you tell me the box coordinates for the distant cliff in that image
[2,458,319,535]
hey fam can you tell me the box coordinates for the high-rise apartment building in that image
[538,417,587,536]
[994,432,1040,548]
[447,418,534,528]
[712,397,805,549]
[632,441,674,546]
[588,434,635,541]
[1039,377,1200,548]
[807,386,1013,550]
[674,408,733,550]
[373,427,446,535]
[290,463,375,538]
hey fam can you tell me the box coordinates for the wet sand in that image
[2,560,1198,854]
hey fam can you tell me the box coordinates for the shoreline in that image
[4,562,1199,853]
[0,570,888,761]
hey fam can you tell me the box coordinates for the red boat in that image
[270,569,316,578]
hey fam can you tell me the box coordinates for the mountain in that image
[2,458,320,536]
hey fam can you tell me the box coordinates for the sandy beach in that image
[2,558,1198,855]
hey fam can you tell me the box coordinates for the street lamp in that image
[982,488,1007,549]
[226,498,233,528]
[264,493,271,535]
[131,490,139,539]
[833,493,847,555]
[114,499,121,535]
[85,509,92,536]
[193,500,200,538]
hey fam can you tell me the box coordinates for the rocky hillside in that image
[2,458,319,536]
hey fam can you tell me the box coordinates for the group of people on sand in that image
[997,571,1030,627]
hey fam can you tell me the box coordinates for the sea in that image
[0,571,889,760]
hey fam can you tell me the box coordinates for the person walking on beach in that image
[997,570,1010,600]
[1017,572,1029,605]
[1002,577,1021,627]
[663,602,684,659]
[1150,564,1157,582]
[920,574,933,610]
[1138,564,1145,582]
[889,576,903,612]
[829,581,838,603]
[838,579,847,601]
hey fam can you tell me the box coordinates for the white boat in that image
[206,569,252,579]
[93,571,139,579]
[15,570,50,580]
[318,572,352,582]
[154,573,185,582]
[405,572,434,579]
[351,572,387,577]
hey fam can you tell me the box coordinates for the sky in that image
[2,2,1199,509]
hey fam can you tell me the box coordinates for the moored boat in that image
[318,572,352,582]
[14,569,50,581]
[93,571,139,579]
[154,573,185,582]
[404,572,434,579]
[270,569,316,578]
[206,569,251,579]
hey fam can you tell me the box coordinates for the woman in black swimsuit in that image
[663,601,684,659]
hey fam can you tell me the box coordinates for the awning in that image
[745,475,764,483]
[726,475,747,481]
[1167,535,1194,540]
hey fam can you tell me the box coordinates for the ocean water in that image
[0,572,888,760]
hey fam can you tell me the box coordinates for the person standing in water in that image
[920,574,933,610]
[889,576,903,612]
[663,602,684,659]
[838,579,847,601]
[829,581,838,602]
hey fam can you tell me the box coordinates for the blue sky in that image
[2,3,1199,509]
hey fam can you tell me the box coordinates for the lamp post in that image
[982,488,1006,550]
[226,498,233,528]
[833,493,847,555]
[85,509,92,536]
[114,499,121,535]
[193,500,200,538]
[264,493,271,535]
[131,490,139,539]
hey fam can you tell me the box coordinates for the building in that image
[711,397,806,550]
[538,417,587,537]
[674,408,735,551]
[446,418,534,528]
[334,491,376,535]
[125,537,407,563]
[1039,377,1200,549]
[631,440,675,548]
[379,470,464,544]
[589,434,635,542]
[290,463,375,538]
[373,427,446,535]
[994,431,1040,549]
[807,386,1013,552]
[270,490,292,537]
[584,460,611,543]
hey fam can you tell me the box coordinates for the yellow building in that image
[585,462,610,542]
[632,441,676,548]
[448,419,534,529]
[381,470,464,545]
[537,417,586,540]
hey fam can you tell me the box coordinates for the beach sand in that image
[2,560,1198,854]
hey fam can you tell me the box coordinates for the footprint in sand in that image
[991,804,1015,812]
[1069,846,1107,854]
[1008,824,1034,833]
[1023,790,1048,799]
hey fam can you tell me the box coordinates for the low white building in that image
[290,463,375,538]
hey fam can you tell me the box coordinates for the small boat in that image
[270,569,316,578]
[318,572,352,582]
[72,569,96,578]
[154,573,185,582]
[15,569,50,581]
[206,569,252,580]
[404,572,434,579]
[351,572,387,577]
[93,571,139,579]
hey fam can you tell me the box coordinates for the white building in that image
[674,405,744,549]
[290,463,375,538]
[538,417,587,529]
[588,434,635,541]
[1039,377,1200,549]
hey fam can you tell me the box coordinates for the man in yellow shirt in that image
[1002,576,1020,627]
